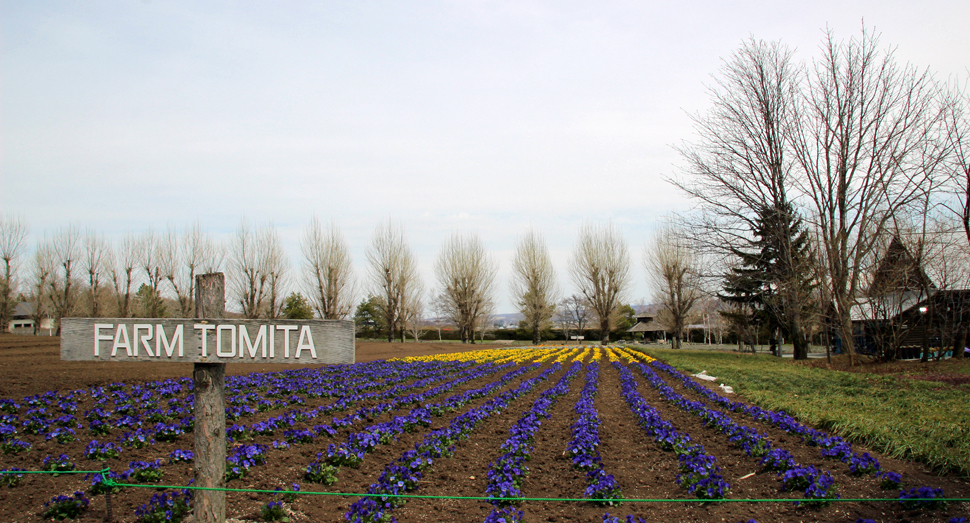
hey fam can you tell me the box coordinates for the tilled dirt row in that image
[0,360,552,522]
[620,361,970,523]
[1,354,967,522]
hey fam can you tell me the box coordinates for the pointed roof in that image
[868,237,934,297]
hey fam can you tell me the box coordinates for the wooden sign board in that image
[60,318,355,365]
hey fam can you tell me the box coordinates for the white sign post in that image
[60,273,354,523]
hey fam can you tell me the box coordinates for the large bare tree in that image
[47,225,82,334]
[228,220,288,319]
[671,37,817,358]
[160,222,223,318]
[792,27,947,364]
[0,215,28,333]
[82,230,110,317]
[30,242,55,335]
[301,217,355,319]
[367,219,421,342]
[229,219,268,319]
[261,223,289,320]
[435,232,497,344]
[942,82,970,249]
[138,229,166,318]
[510,230,559,345]
[110,233,139,318]
[672,37,801,252]
[646,222,703,350]
[569,222,632,345]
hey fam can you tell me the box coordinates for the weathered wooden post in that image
[193,273,226,523]
[60,272,355,523]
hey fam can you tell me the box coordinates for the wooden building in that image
[627,314,666,342]
[847,238,969,359]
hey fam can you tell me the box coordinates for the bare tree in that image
[229,219,268,319]
[428,287,447,341]
[261,223,289,320]
[435,232,497,344]
[569,222,632,345]
[672,37,801,254]
[475,299,496,343]
[367,219,421,342]
[921,217,970,360]
[792,27,947,364]
[646,222,703,349]
[942,82,970,249]
[163,222,222,318]
[671,37,817,359]
[137,229,166,318]
[557,294,589,345]
[0,215,28,333]
[82,230,110,317]
[110,233,139,318]
[30,243,55,335]
[510,229,559,345]
[401,282,425,342]
[301,217,355,319]
[553,300,572,341]
[46,225,82,334]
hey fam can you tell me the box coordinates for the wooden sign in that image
[60,318,355,364]
[59,273,357,523]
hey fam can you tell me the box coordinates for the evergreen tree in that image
[282,292,314,319]
[720,203,816,359]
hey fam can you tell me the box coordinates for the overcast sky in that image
[2,1,969,314]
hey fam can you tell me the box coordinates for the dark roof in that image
[869,237,934,296]
[13,302,34,318]
[628,316,665,333]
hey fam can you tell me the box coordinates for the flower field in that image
[0,344,967,522]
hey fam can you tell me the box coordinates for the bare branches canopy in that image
[510,230,559,345]
[646,222,703,350]
[569,222,632,345]
[435,232,497,344]
[302,217,356,320]
[367,219,422,343]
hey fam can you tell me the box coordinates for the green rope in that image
[5,469,969,504]
[0,468,109,475]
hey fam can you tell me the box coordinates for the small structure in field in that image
[6,302,54,335]
[627,314,666,342]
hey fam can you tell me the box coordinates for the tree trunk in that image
[532,326,540,346]
[953,326,967,360]
[600,319,610,345]
[791,323,809,360]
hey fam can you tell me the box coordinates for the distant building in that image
[6,302,54,335]
[846,238,970,359]
[627,314,666,342]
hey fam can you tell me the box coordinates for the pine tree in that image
[721,203,817,359]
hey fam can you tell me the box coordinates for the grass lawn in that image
[636,346,970,477]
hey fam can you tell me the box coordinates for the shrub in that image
[42,491,89,520]
[260,501,289,522]
[41,454,76,476]
[134,489,193,523]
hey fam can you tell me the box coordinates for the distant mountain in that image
[490,312,524,327]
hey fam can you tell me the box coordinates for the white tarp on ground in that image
[691,370,734,393]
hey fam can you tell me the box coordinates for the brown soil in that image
[0,335,967,522]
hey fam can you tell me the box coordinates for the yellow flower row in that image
[391,345,657,365]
